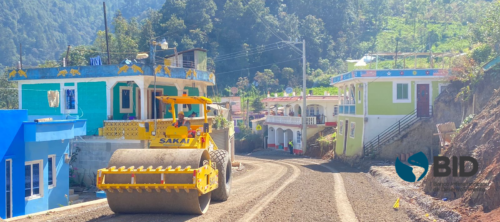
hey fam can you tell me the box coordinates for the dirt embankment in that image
[423,86,500,214]
[305,127,336,159]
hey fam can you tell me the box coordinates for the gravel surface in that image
[11,150,417,222]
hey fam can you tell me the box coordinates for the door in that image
[417,84,430,117]
[343,120,349,155]
[6,159,12,218]
[136,89,141,119]
[149,91,163,119]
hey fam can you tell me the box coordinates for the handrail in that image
[363,105,433,157]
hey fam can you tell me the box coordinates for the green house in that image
[330,69,450,157]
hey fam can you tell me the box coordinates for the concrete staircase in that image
[69,189,83,204]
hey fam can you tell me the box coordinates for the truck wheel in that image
[209,150,232,201]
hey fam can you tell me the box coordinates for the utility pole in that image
[282,39,307,153]
[395,38,399,68]
[246,99,250,128]
[19,43,22,70]
[65,45,71,66]
[103,2,111,65]
[301,39,307,154]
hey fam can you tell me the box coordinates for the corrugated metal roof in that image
[262,96,339,103]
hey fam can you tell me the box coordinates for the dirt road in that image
[13,150,411,222]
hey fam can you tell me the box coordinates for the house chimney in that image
[267,91,270,98]
[293,92,296,96]
[274,93,277,97]
[324,91,327,96]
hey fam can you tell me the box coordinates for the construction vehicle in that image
[96,95,232,214]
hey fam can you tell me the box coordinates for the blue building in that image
[0,110,86,219]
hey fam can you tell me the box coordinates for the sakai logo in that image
[395,152,429,182]
[159,138,191,144]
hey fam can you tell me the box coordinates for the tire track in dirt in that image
[236,161,301,222]
[289,158,358,222]
[189,160,290,221]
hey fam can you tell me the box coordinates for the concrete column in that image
[283,131,288,151]
[175,83,185,113]
[106,80,118,118]
[197,86,205,117]
[136,79,150,120]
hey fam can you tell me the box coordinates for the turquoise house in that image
[7,49,214,136]
[0,110,86,219]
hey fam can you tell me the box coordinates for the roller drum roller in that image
[105,149,211,214]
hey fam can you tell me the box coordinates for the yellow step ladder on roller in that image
[393,198,400,209]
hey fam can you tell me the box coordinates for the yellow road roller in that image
[96,95,232,214]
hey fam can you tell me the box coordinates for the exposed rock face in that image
[423,89,500,212]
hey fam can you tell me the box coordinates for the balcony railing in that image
[266,115,326,125]
[338,105,356,114]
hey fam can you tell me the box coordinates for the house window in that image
[333,106,338,116]
[25,160,43,200]
[349,122,356,138]
[63,87,78,114]
[439,83,449,94]
[338,121,344,135]
[48,155,56,189]
[308,106,315,116]
[6,159,12,218]
[296,131,301,143]
[358,89,361,103]
[393,82,411,103]
[120,86,133,113]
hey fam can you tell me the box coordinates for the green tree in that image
[0,71,18,109]
[254,69,278,91]
[251,97,264,112]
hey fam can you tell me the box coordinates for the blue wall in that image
[0,110,28,219]
[0,110,85,219]
[24,140,70,214]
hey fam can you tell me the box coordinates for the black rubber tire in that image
[209,149,232,201]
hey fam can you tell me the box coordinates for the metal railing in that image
[363,105,433,157]
[338,105,355,114]
[266,115,326,125]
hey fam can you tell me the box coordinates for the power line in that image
[214,44,291,62]
[215,57,301,76]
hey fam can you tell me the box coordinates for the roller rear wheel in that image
[210,150,232,201]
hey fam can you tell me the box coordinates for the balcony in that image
[266,115,327,125]
[339,105,356,114]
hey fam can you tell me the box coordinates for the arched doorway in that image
[268,127,276,148]
[276,128,284,149]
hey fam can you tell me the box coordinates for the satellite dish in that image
[285,87,293,94]
[231,87,238,96]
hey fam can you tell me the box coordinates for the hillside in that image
[0,0,164,69]
[0,0,494,94]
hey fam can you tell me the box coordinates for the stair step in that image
[69,189,74,195]
[71,199,84,204]
[69,194,79,201]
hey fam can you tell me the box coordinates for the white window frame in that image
[25,160,44,201]
[6,159,12,218]
[61,86,78,114]
[393,81,411,103]
[438,83,449,94]
[349,122,356,138]
[48,155,56,189]
[358,88,361,103]
[119,86,133,113]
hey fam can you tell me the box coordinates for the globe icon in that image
[395,152,429,182]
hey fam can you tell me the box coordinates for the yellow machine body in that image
[97,96,219,199]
